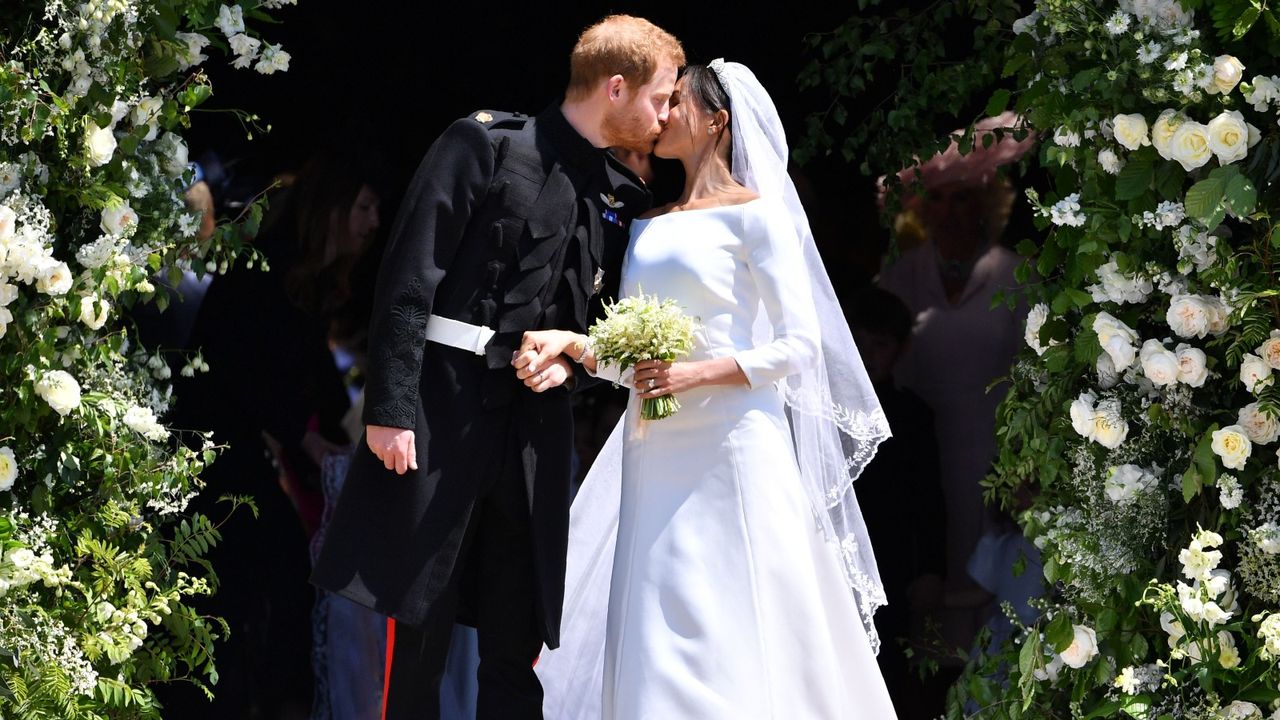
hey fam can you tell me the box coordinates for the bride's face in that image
[653,77,705,161]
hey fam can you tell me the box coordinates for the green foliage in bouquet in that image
[0,1,290,716]
[804,0,1280,717]
[590,293,698,420]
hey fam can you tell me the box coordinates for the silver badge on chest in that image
[592,267,605,295]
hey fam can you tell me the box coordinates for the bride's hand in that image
[633,359,699,398]
[512,330,583,376]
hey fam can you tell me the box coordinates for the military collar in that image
[537,104,650,209]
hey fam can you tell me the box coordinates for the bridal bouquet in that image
[590,293,698,420]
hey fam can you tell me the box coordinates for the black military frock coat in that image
[311,106,648,647]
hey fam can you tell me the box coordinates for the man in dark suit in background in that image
[311,15,684,720]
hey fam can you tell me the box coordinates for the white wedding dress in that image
[538,197,897,720]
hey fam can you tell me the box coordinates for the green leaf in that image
[1182,466,1202,503]
[985,89,1011,117]
[1018,633,1041,679]
[1046,612,1074,652]
[1184,175,1226,223]
[1235,6,1262,37]
[1224,171,1257,217]
[1115,158,1154,201]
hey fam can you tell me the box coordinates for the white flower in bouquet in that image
[1053,126,1081,148]
[1089,259,1153,304]
[0,306,11,339]
[1192,631,1241,669]
[1104,11,1132,35]
[1049,193,1086,227]
[0,204,15,241]
[1208,55,1246,95]
[1104,464,1155,504]
[1114,666,1141,694]
[1151,109,1183,159]
[1025,303,1059,356]
[1256,330,1280,370]
[1258,612,1280,659]
[78,295,110,331]
[1205,568,1240,614]
[1071,391,1099,437]
[85,121,117,167]
[1254,522,1280,555]
[1137,41,1163,64]
[1166,51,1189,71]
[1218,701,1263,720]
[100,201,138,237]
[1238,403,1280,444]
[0,282,16,306]
[35,370,82,416]
[1174,226,1217,273]
[174,32,209,70]
[1098,148,1124,174]
[1243,75,1280,112]
[1217,474,1243,509]
[1208,111,1251,165]
[155,132,189,178]
[1212,425,1253,470]
[1167,294,1224,339]
[589,293,698,420]
[1174,344,1208,386]
[1097,353,1121,389]
[1113,114,1150,150]
[1169,121,1212,171]
[130,96,163,142]
[123,405,169,442]
[1059,624,1099,668]
[1161,610,1187,642]
[35,259,72,296]
[1012,11,1041,36]
[0,447,17,491]
[1240,353,1274,393]
[216,4,246,37]
[1180,533,1223,581]
[1178,581,1232,626]
[1032,653,1064,682]
[0,163,20,198]
[1139,339,1179,386]
[1093,312,1139,370]
[1091,398,1129,449]
[255,44,291,75]
[228,33,261,69]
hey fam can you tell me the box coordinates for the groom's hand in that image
[513,330,577,375]
[366,424,418,475]
[513,354,574,392]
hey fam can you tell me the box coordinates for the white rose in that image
[0,447,16,492]
[1175,344,1208,386]
[1151,109,1182,160]
[1167,295,1215,338]
[1098,148,1125,174]
[1059,624,1099,669]
[1212,425,1253,470]
[1097,353,1121,389]
[1094,312,1140,370]
[35,370,82,416]
[130,96,163,142]
[1170,121,1212,171]
[155,133,190,178]
[1240,353,1274,393]
[100,201,138,236]
[1208,111,1250,165]
[1207,296,1231,335]
[1139,339,1179,386]
[1257,330,1280,370]
[78,295,110,331]
[85,121,117,167]
[216,4,245,36]
[35,259,72,296]
[1113,113,1151,150]
[1070,392,1098,438]
[1209,55,1245,95]
[1238,402,1280,444]
[1025,303,1057,356]
[1092,398,1129,449]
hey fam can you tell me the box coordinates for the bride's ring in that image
[647,379,657,390]
[535,371,544,383]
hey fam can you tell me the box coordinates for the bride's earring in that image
[707,126,715,135]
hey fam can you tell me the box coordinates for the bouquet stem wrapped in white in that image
[589,292,698,420]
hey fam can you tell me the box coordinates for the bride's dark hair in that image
[680,64,730,126]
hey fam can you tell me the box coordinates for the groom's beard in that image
[602,109,661,154]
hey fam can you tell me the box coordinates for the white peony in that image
[1238,402,1280,444]
[1208,110,1250,165]
[0,447,16,491]
[100,201,138,236]
[1167,295,1219,339]
[85,121,117,167]
[1256,330,1280,370]
[35,370,81,416]
[1212,425,1252,470]
[1174,344,1208,386]
[1240,353,1274,393]
[1209,55,1245,95]
[78,295,110,331]
[35,259,72,296]
[1139,339,1179,386]
[1059,625,1099,669]
[1071,392,1098,438]
[1169,121,1212,171]
[1113,113,1151,150]
[1094,312,1139,370]
[1092,398,1129,449]
[1151,109,1182,160]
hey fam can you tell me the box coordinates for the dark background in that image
[187,0,892,283]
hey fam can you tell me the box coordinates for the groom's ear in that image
[606,74,626,101]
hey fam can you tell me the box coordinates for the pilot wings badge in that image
[600,193,625,208]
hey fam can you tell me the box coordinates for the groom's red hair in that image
[566,15,685,101]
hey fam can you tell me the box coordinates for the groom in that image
[311,15,684,720]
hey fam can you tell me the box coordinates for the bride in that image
[515,60,897,719]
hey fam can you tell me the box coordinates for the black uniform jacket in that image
[311,105,650,647]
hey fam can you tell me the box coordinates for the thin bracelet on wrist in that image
[574,336,592,364]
